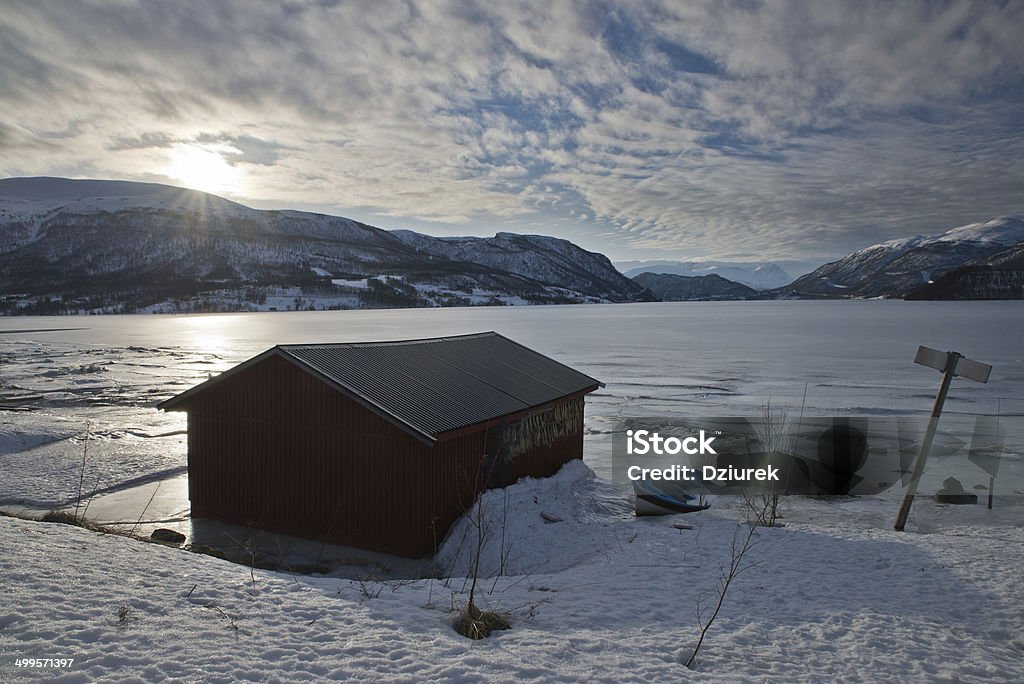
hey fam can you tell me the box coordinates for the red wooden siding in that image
[180,355,584,557]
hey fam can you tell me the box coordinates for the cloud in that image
[108,132,179,151]
[0,0,1022,265]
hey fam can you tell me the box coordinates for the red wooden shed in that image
[158,332,602,557]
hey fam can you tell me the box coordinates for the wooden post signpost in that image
[893,346,993,532]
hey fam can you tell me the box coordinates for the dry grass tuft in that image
[454,602,511,640]
[41,509,110,533]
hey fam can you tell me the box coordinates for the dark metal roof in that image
[159,332,602,444]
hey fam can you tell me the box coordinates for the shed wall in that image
[183,354,584,557]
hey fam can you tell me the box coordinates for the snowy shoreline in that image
[2,462,1023,681]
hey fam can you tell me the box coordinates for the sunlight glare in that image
[164,143,244,195]
[182,314,236,367]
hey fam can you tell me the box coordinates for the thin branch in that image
[685,500,766,669]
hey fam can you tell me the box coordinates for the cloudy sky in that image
[3,1,1023,273]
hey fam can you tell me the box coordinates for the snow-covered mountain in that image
[782,216,1024,299]
[630,272,765,301]
[391,230,644,303]
[905,240,1024,300]
[0,177,652,314]
[618,260,792,290]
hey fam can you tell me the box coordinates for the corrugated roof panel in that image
[289,344,527,434]
[424,335,599,405]
[279,332,600,440]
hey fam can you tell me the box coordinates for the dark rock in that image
[934,493,978,504]
[934,477,977,504]
[938,476,965,494]
[151,528,186,544]
[289,563,331,575]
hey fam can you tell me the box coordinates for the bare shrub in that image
[685,498,769,669]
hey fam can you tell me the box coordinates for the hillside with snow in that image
[782,216,1024,299]
[0,177,652,314]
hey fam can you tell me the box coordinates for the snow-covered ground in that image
[2,463,1022,681]
[1,302,1023,681]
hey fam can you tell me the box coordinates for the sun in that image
[164,143,244,195]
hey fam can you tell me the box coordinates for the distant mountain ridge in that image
[618,260,793,290]
[631,272,765,301]
[781,216,1024,299]
[0,177,653,314]
[4,178,1018,310]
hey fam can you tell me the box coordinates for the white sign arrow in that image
[914,346,992,383]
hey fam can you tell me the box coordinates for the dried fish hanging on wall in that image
[494,398,583,467]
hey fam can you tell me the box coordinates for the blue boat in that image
[633,479,710,516]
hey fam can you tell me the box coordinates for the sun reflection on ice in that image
[179,314,239,372]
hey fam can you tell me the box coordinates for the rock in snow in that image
[150,528,187,544]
